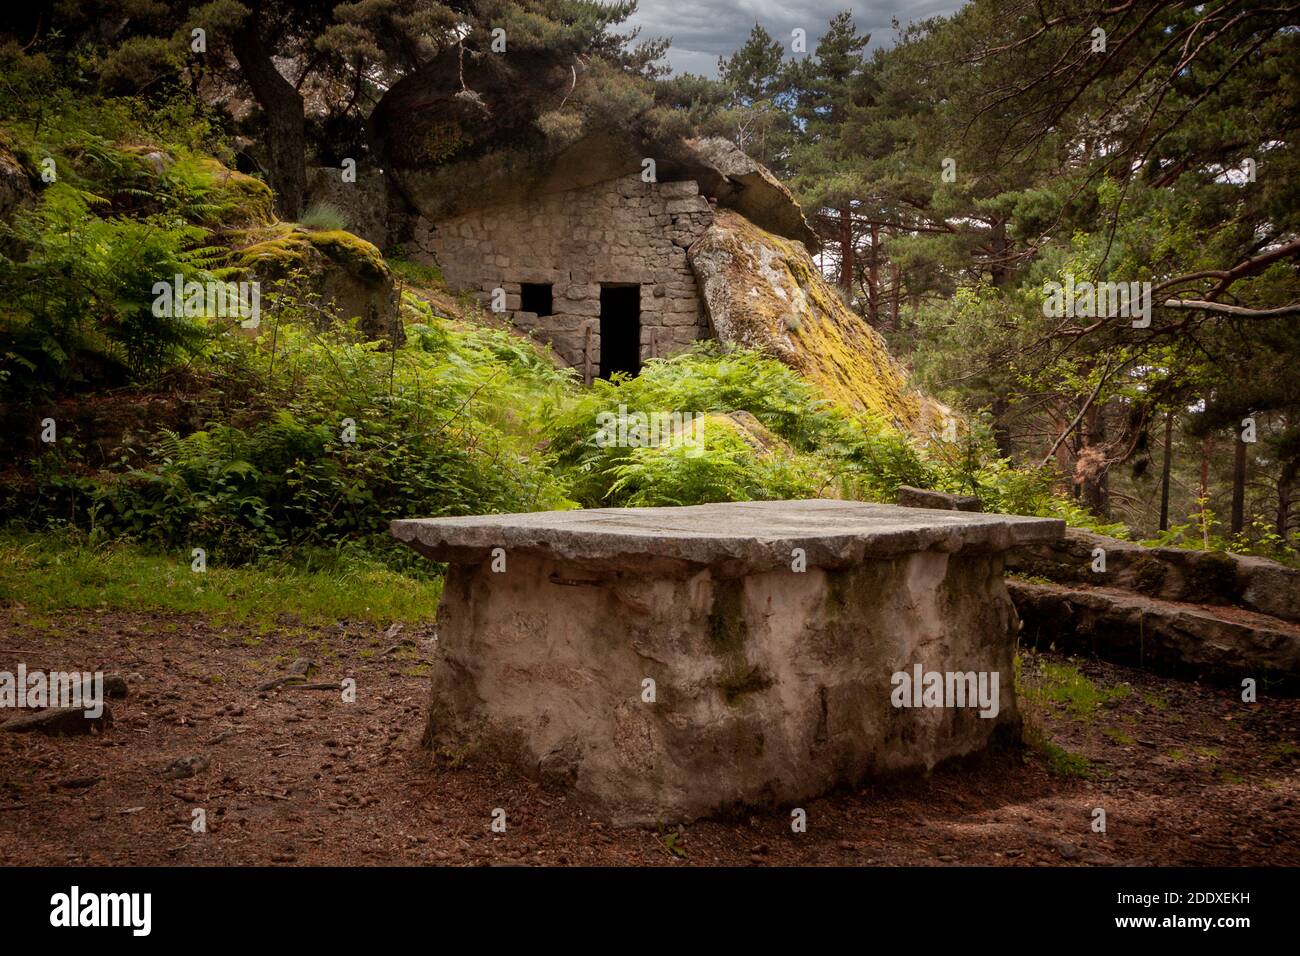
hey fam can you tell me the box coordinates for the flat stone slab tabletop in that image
[393,500,1064,824]
[392,499,1064,570]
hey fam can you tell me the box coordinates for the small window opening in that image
[520,283,553,316]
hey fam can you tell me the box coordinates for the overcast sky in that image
[625,0,964,77]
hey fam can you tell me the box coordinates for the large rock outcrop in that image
[688,210,937,432]
[675,137,818,249]
[237,224,403,344]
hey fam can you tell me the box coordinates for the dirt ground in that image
[1,607,1297,867]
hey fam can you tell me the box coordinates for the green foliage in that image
[967,460,1129,536]
[605,422,820,507]
[19,312,575,566]
[830,416,938,502]
[1141,513,1298,567]
[543,344,850,506]
[0,181,214,395]
[0,40,229,161]
[536,342,1118,518]
[0,55,273,396]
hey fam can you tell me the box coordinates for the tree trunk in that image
[1159,412,1173,531]
[1278,458,1296,542]
[1077,404,1109,517]
[866,221,879,325]
[889,261,901,333]
[1230,430,1247,535]
[991,395,1013,458]
[837,204,854,295]
[1199,435,1211,547]
[232,9,306,220]
[989,218,1012,287]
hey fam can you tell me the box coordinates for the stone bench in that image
[392,500,1063,824]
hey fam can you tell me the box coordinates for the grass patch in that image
[388,256,445,286]
[1007,573,1055,586]
[1269,742,1300,764]
[1102,727,1136,746]
[299,202,346,231]
[1021,660,1130,720]
[1020,706,1092,779]
[1026,732,1092,778]
[0,533,440,626]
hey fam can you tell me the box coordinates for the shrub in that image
[544,343,854,505]
[605,418,823,507]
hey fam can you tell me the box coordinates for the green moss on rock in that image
[1186,551,1240,603]
[689,210,929,432]
[303,229,389,282]
[193,157,274,227]
[117,146,274,227]
[234,224,401,343]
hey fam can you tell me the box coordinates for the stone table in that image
[392,499,1063,824]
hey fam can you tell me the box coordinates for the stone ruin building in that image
[396,134,824,384]
[423,172,716,379]
[342,57,934,431]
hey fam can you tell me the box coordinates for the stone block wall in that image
[417,175,714,371]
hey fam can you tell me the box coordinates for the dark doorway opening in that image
[599,285,641,379]
[520,282,553,316]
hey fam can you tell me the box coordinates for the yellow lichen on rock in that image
[689,209,924,431]
[190,156,275,227]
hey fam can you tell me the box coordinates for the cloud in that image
[624,0,964,77]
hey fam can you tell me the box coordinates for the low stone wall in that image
[897,486,981,512]
[1011,581,1300,688]
[1007,528,1300,623]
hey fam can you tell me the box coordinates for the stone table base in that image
[393,500,1063,824]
